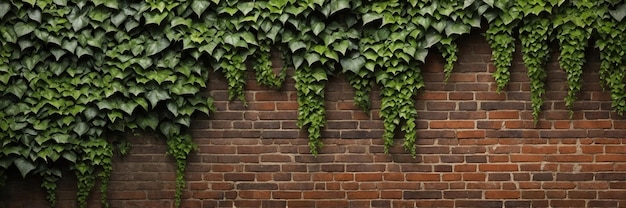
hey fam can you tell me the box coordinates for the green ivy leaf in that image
[192,1,211,16]
[445,22,471,36]
[340,53,365,74]
[14,22,36,37]
[362,13,381,26]
[0,2,10,18]
[137,113,159,130]
[73,122,89,136]
[146,89,171,107]
[289,41,306,52]
[14,157,36,178]
[311,68,327,81]
[145,38,170,56]
[610,3,626,21]
[6,79,27,98]
[144,12,169,25]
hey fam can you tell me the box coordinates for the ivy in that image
[517,0,559,123]
[596,8,626,116]
[2,1,626,207]
[484,6,518,93]
[347,71,373,112]
[520,17,551,123]
[554,1,599,116]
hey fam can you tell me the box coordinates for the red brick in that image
[355,173,382,181]
[547,155,593,162]
[463,173,486,181]
[489,111,519,119]
[430,121,475,129]
[510,154,543,162]
[522,191,545,199]
[597,154,626,162]
[454,164,477,172]
[456,130,485,138]
[485,190,520,199]
[406,173,440,181]
[573,120,612,129]
[347,191,379,199]
[606,146,626,153]
[479,164,518,171]
[303,191,346,199]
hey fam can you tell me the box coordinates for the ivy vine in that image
[1,0,626,207]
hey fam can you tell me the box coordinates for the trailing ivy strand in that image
[2,0,626,207]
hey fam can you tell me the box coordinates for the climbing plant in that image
[517,1,558,123]
[1,0,626,207]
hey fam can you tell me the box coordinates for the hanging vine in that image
[553,1,600,116]
[518,0,557,123]
[484,0,519,93]
[596,5,626,116]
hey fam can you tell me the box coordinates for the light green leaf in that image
[240,32,257,46]
[415,48,428,63]
[312,22,325,36]
[237,2,254,15]
[334,40,350,55]
[171,17,192,27]
[445,22,471,36]
[304,53,321,66]
[329,0,350,16]
[311,68,327,81]
[192,0,211,16]
[362,13,381,26]
[144,11,168,25]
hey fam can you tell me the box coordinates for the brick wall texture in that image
[3,34,626,208]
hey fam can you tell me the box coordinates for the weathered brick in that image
[404,191,442,199]
[485,190,520,199]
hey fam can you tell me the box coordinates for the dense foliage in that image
[1,0,625,207]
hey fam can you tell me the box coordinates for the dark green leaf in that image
[0,2,9,18]
[289,41,306,52]
[14,157,36,178]
[145,38,170,56]
[14,22,36,37]
[146,89,171,107]
[73,122,89,136]
[340,53,365,74]
[610,3,626,21]
[6,79,27,98]
[137,113,159,130]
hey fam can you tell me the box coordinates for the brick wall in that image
[2,34,626,208]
